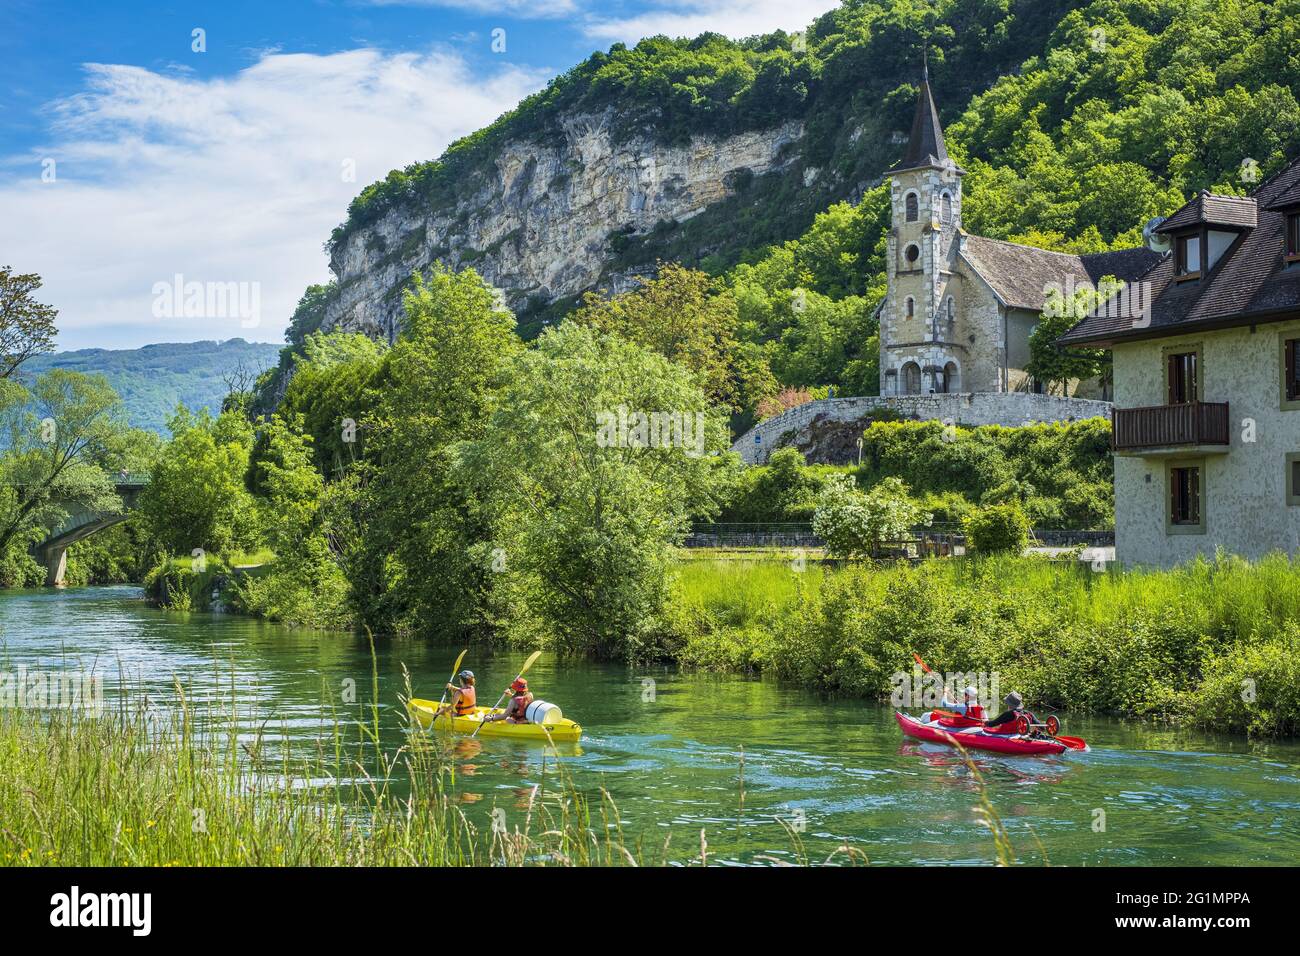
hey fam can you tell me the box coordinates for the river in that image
[3,586,1299,866]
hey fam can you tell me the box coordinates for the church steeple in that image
[894,53,951,172]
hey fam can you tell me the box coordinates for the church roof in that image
[892,62,952,174]
[1059,154,1300,347]
[960,234,1163,312]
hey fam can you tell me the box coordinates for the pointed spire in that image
[893,52,950,173]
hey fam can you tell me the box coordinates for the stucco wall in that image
[1112,320,1300,567]
[732,392,1112,464]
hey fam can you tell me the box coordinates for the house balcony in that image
[1111,401,1231,456]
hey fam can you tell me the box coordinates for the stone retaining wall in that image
[732,392,1112,464]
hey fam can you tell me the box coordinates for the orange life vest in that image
[507,693,534,721]
[454,685,476,716]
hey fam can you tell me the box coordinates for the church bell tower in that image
[881,58,967,396]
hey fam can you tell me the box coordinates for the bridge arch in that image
[32,474,149,586]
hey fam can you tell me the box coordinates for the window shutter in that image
[1288,340,1297,401]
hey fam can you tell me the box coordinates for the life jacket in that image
[968,704,986,719]
[454,685,476,716]
[987,710,1035,735]
[507,693,534,721]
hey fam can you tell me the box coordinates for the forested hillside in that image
[263,0,1300,413]
[23,339,281,434]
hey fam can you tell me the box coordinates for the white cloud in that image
[583,0,838,43]
[0,48,549,349]
[362,0,578,16]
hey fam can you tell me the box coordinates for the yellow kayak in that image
[408,699,582,742]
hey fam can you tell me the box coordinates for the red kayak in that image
[895,711,1087,756]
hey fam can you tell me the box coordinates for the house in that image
[1059,155,1300,566]
[879,62,1161,397]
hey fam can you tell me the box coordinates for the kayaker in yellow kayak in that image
[482,678,533,725]
[438,670,476,718]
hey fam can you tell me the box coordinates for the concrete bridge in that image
[34,473,149,586]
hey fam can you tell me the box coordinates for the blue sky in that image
[0,0,835,350]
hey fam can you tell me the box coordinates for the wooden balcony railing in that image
[1111,401,1230,452]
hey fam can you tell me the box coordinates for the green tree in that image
[358,264,523,636]
[470,321,727,659]
[0,370,125,561]
[571,263,775,412]
[0,265,58,378]
[137,406,261,557]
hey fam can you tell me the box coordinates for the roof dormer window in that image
[1176,233,1202,280]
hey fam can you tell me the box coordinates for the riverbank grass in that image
[667,553,1300,736]
[0,685,639,867]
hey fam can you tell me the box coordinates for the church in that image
[878,64,1162,398]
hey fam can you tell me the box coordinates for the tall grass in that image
[665,553,1300,736]
[0,677,643,867]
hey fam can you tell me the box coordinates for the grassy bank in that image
[666,553,1300,737]
[0,685,635,867]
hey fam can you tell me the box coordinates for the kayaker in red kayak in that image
[438,670,476,718]
[983,691,1033,733]
[940,685,985,718]
[483,678,534,725]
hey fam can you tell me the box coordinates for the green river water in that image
[3,586,1299,866]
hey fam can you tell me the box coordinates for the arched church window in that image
[941,192,953,223]
[905,296,915,319]
[945,361,960,393]
[945,296,954,323]
[905,192,919,222]
[905,244,920,266]
[902,362,922,395]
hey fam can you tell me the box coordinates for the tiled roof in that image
[1155,191,1258,232]
[1060,156,1300,347]
[1265,177,1300,210]
[960,234,1162,312]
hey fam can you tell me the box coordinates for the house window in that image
[1283,337,1300,405]
[1176,233,1202,278]
[1166,350,1199,404]
[941,192,953,223]
[1287,453,1300,506]
[1287,214,1300,261]
[904,243,920,266]
[1168,462,1204,532]
[905,192,919,222]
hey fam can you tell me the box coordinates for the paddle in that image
[439,649,469,708]
[471,650,542,738]
[424,648,468,732]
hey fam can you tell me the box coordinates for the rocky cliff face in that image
[321,110,806,341]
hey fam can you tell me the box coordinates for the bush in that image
[812,475,930,559]
[1190,629,1300,737]
[963,503,1029,555]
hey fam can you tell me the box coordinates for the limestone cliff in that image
[322,110,807,342]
